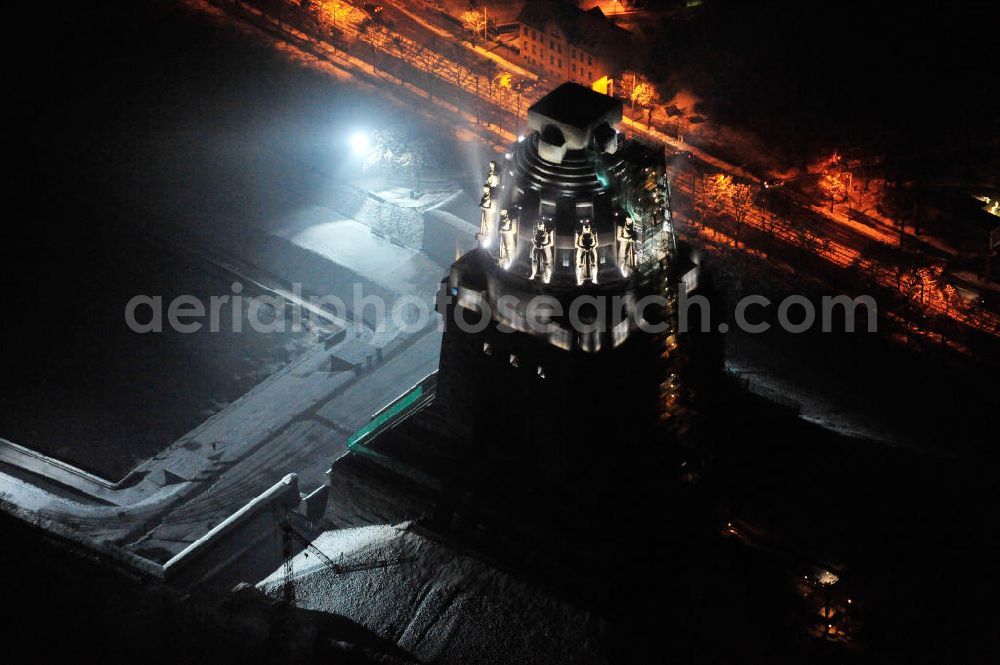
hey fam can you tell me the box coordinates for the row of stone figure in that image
[478,162,638,285]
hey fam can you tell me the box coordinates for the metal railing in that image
[346,371,438,449]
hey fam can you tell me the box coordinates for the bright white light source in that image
[349,131,370,156]
[817,570,839,586]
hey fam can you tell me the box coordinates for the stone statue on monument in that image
[497,208,517,269]
[530,219,553,283]
[575,221,598,285]
[617,217,638,276]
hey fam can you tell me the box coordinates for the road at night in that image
[195,0,1000,344]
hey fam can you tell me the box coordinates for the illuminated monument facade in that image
[328,82,719,557]
[433,82,700,496]
[475,83,670,291]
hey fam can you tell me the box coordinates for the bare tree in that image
[730,183,756,248]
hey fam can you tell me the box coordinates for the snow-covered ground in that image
[259,522,607,665]
[725,358,903,447]
[724,330,953,456]
[274,207,438,295]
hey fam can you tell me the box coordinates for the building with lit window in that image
[516,2,632,91]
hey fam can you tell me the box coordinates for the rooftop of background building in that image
[516,1,632,52]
